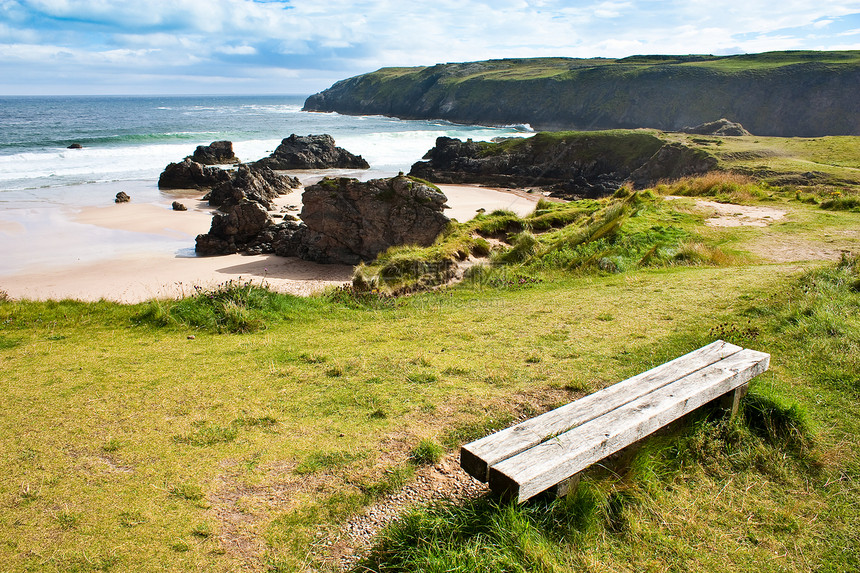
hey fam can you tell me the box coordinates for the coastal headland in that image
[303,51,860,137]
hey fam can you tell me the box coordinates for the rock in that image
[190,140,240,165]
[206,164,300,211]
[254,134,370,170]
[298,175,449,264]
[115,191,130,203]
[172,201,187,211]
[158,158,231,190]
[67,143,83,149]
[195,200,274,256]
[681,118,752,136]
[410,133,719,198]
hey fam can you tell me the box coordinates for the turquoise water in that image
[0,95,530,195]
[0,95,531,275]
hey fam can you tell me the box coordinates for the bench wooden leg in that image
[718,382,749,417]
[550,472,581,498]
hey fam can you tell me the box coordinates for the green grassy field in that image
[2,168,860,571]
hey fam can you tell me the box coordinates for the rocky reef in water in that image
[190,140,240,165]
[254,134,370,170]
[409,131,717,199]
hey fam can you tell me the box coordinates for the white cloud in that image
[2,0,860,94]
[217,44,257,56]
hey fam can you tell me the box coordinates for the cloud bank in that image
[0,0,858,94]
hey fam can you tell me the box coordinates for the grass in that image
[410,439,445,465]
[358,254,860,573]
[0,172,858,570]
[355,189,736,294]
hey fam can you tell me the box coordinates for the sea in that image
[0,95,532,275]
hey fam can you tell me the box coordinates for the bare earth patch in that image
[695,199,787,228]
[674,198,857,262]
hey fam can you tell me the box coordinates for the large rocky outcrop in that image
[195,200,273,256]
[158,158,231,189]
[195,175,449,262]
[190,140,240,165]
[205,164,300,211]
[298,176,449,264]
[681,119,751,136]
[304,51,860,137]
[409,131,717,198]
[254,134,370,170]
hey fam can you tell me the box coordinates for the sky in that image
[0,0,859,95]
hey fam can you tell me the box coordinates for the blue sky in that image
[1,0,858,95]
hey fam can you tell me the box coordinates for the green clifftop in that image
[303,51,860,137]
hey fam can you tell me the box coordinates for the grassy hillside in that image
[2,166,859,571]
[303,51,860,137]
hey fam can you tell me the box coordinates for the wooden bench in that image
[460,340,770,503]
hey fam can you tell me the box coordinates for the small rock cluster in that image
[194,165,301,256]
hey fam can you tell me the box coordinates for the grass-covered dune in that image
[2,166,859,570]
[303,51,860,137]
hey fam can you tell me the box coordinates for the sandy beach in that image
[0,182,540,303]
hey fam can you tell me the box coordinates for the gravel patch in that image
[317,452,489,570]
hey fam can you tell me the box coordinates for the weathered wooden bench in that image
[460,340,770,503]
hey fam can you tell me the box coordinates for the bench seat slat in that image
[489,349,770,502]
[461,340,743,481]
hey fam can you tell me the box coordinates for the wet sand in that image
[0,183,540,303]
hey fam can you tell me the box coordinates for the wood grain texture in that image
[461,340,744,481]
[489,349,770,502]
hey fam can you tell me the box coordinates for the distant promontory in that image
[303,51,860,137]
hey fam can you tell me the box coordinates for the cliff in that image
[303,51,860,137]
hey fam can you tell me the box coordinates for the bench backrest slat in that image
[489,348,770,502]
[461,340,744,481]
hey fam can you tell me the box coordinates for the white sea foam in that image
[0,143,198,190]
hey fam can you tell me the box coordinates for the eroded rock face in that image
[682,119,751,137]
[190,140,240,165]
[158,158,231,189]
[206,164,300,211]
[254,134,370,170]
[195,200,273,256]
[298,175,449,264]
[410,134,719,198]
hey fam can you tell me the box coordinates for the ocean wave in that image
[0,131,223,152]
[503,123,535,132]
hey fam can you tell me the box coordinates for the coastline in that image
[0,181,540,303]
